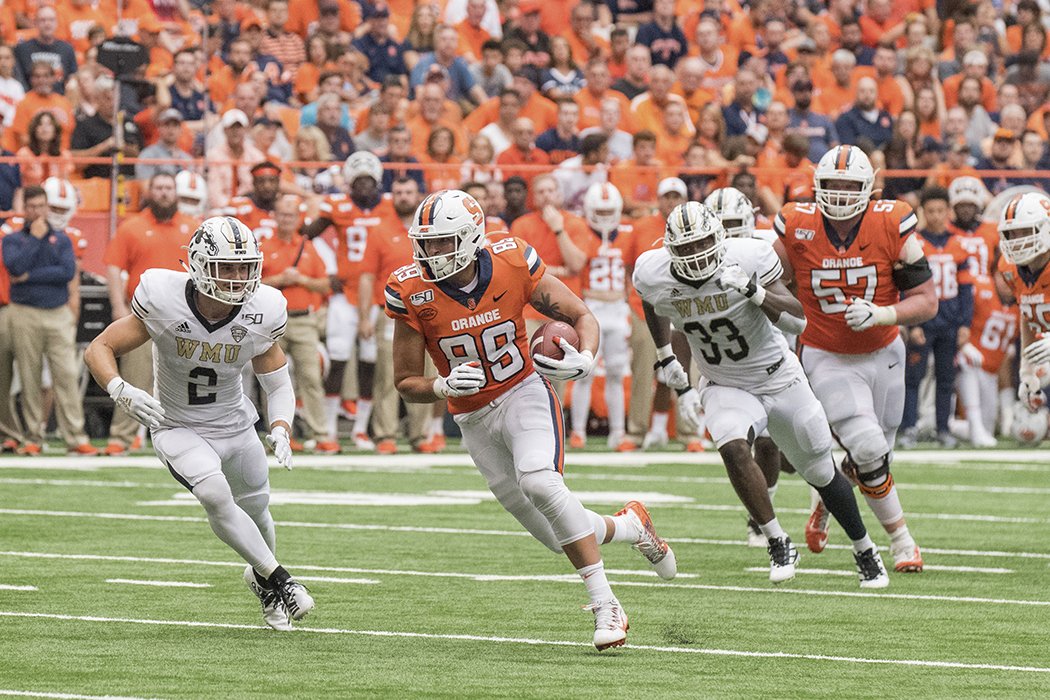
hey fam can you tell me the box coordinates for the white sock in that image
[606,376,625,437]
[608,513,637,543]
[889,524,914,548]
[758,517,786,540]
[767,483,778,505]
[810,487,822,510]
[353,399,373,435]
[650,411,668,434]
[851,533,876,554]
[324,395,340,440]
[429,416,444,438]
[577,560,614,604]
[570,377,593,436]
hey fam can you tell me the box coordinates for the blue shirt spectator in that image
[13,7,76,94]
[2,217,75,309]
[788,80,839,163]
[634,12,687,67]
[352,6,407,83]
[410,53,481,103]
[0,150,21,212]
[834,78,894,151]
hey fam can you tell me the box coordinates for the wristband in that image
[655,344,674,362]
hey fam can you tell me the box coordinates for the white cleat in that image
[642,429,668,449]
[353,432,375,451]
[767,536,799,584]
[243,566,292,631]
[273,576,315,620]
[615,500,677,579]
[890,541,924,573]
[854,547,890,589]
[746,519,766,548]
[584,598,628,651]
[971,432,998,448]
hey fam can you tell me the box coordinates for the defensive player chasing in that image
[774,145,937,572]
[634,202,889,588]
[84,217,315,630]
[387,189,677,650]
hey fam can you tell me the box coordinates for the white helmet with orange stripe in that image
[175,171,207,218]
[583,182,623,235]
[813,145,875,220]
[42,177,78,229]
[409,189,486,281]
[704,187,755,238]
[998,191,1050,265]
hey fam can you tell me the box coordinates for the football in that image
[530,321,580,361]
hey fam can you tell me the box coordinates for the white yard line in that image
[0,584,37,591]
[745,564,1015,577]
[0,610,1047,674]
[105,579,211,589]
[0,691,159,700]
[0,550,1045,607]
[291,576,380,585]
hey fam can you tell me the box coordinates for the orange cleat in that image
[805,500,830,553]
[429,434,446,452]
[569,432,586,449]
[70,443,99,456]
[615,438,638,452]
[614,500,677,579]
[413,440,437,454]
[289,438,305,452]
[1,438,18,452]
[891,543,924,573]
[17,442,41,456]
[313,440,340,455]
[376,439,397,454]
[130,435,143,450]
[685,440,705,453]
[103,441,127,456]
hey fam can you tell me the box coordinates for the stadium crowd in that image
[0,0,1047,455]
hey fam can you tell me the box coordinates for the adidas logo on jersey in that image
[795,228,816,240]
[175,321,191,334]
[670,288,681,297]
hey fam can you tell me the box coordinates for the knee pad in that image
[834,416,890,466]
[234,490,271,519]
[192,474,236,513]
[843,453,894,499]
[519,470,594,547]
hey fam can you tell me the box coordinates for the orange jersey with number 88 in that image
[384,237,545,414]
[775,199,918,354]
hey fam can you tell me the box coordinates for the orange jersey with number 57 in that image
[970,275,1018,373]
[384,236,545,414]
[999,259,1050,336]
[775,198,919,354]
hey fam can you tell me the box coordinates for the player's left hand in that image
[533,338,595,381]
[1023,335,1050,366]
[844,297,896,332]
[266,425,293,470]
[716,264,765,305]
[676,388,702,433]
[956,342,984,368]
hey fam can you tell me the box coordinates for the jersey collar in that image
[668,261,708,289]
[185,280,241,333]
[821,211,864,252]
[434,248,493,311]
[1019,261,1047,288]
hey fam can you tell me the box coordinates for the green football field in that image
[1,445,1049,699]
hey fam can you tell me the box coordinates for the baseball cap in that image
[745,123,769,145]
[963,49,989,67]
[657,177,687,197]
[221,109,250,128]
[158,108,183,123]
[994,127,1017,141]
[364,4,390,19]
[241,15,263,30]
[919,136,945,153]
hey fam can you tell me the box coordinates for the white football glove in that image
[844,297,897,332]
[1022,335,1050,366]
[533,337,595,381]
[1018,374,1047,413]
[433,361,486,398]
[654,355,690,390]
[675,388,702,433]
[956,342,984,368]
[716,264,766,305]
[107,377,165,429]
[265,425,293,470]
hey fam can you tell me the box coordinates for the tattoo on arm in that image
[533,292,574,323]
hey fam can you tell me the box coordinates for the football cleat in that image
[314,440,341,455]
[376,439,397,454]
[104,441,127,456]
[584,598,628,651]
[767,536,799,584]
[890,541,924,573]
[642,429,668,449]
[746,519,766,548]
[429,434,446,452]
[805,500,830,553]
[684,439,705,453]
[1,438,18,453]
[615,500,677,579]
[353,432,375,450]
[69,443,98,456]
[569,432,586,449]
[614,437,637,452]
[243,566,292,631]
[273,575,315,621]
[853,547,890,589]
[17,442,42,456]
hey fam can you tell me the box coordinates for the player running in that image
[387,189,677,651]
[773,145,937,572]
[634,201,888,588]
[84,217,315,631]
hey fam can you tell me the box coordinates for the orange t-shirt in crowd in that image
[102,209,198,301]
[671,83,715,125]
[942,74,997,113]
[420,155,463,193]
[9,92,74,151]
[496,144,551,181]
[509,209,589,318]
[260,233,328,311]
[57,4,109,58]
[464,92,558,135]
[456,21,491,62]
[610,158,662,209]
[876,74,906,116]
[562,29,610,65]
[574,88,635,131]
[223,195,276,236]
[285,0,360,38]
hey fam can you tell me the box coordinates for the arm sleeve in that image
[256,363,295,428]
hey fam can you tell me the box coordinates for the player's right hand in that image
[676,388,702,433]
[654,355,689,390]
[107,377,165,429]
[844,297,896,332]
[433,362,485,398]
[956,342,984,368]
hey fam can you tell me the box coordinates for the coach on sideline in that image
[1,185,95,455]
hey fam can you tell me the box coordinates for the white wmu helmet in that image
[42,177,78,229]
[665,201,726,281]
[814,145,875,220]
[998,191,1050,265]
[409,189,485,281]
[175,171,207,217]
[583,182,623,235]
[343,150,383,186]
[704,187,755,238]
[184,216,263,305]
[948,175,991,209]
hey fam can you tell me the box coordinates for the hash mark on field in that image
[0,584,37,591]
[1,611,1048,674]
[0,690,160,699]
[105,579,212,589]
[2,550,1046,607]
[296,576,381,585]
[744,564,1015,577]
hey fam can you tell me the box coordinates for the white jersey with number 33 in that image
[131,269,288,437]
[633,237,800,392]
